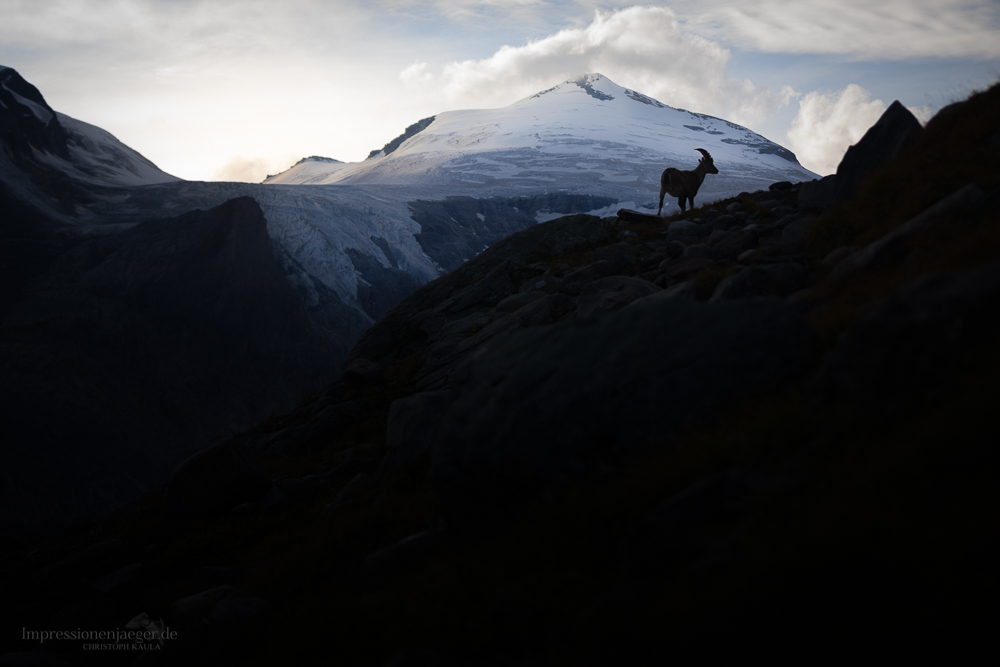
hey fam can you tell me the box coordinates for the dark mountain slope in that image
[0,197,356,532]
[0,66,69,160]
[2,82,999,664]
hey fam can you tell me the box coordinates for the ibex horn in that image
[695,148,712,160]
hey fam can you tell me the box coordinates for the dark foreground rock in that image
[819,258,1000,412]
[0,197,352,532]
[799,100,922,211]
[3,81,999,667]
[432,296,812,525]
[163,440,272,516]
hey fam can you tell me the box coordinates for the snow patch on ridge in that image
[2,82,53,125]
[33,113,180,186]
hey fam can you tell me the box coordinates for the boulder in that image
[206,596,270,626]
[384,391,455,473]
[779,217,817,253]
[274,477,322,502]
[172,585,237,616]
[516,293,577,326]
[817,259,1000,414]
[617,208,661,224]
[798,175,837,211]
[667,220,700,235]
[711,214,739,231]
[592,243,640,272]
[335,473,373,504]
[760,263,807,297]
[363,527,447,579]
[709,268,775,301]
[833,101,922,204]
[829,183,987,286]
[90,562,143,594]
[711,229,759,261]
[163,440,271,515]
[638,252,668,272]
[342,358,383,386]
[801,102,921,211]
[495,291,547,314]
[707,230,728,246]
[346,214,610,371]
[627,281,696,307]
[682,243,712,259]
[577,277,661,316]
[821,246,857,269]
[558,261,618,296]
[664,257,714,282]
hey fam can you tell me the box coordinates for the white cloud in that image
[5,1,994,182]
[424,6,794,126]
[908,105,935,126]
[0,0,423,179]
[786,84,940,176]
[400,62,434,85]
[211,155,297,183]
[680,0,1000,60]
[786,84,887,176]
[0,0,367,50]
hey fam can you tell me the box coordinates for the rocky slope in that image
[0,197,365,532]
[0,68,589,531]
[0,66,816,536]
[2,80,997,665]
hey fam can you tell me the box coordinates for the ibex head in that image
[696,148,719,174]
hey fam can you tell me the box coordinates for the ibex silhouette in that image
[657,148,719,216]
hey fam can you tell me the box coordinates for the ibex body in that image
[657,148,719,216]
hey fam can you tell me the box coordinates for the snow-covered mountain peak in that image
[298,156,344,165]
[265,73,815,204]
[48,112,181,187]
[524,73,619,104]
[0,66,177,189]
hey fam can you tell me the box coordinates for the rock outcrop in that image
[799,100,922,211]
[0,67,70,160]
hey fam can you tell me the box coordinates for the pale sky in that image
[2,0,998,180]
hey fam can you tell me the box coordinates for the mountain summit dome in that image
[265,73,814,203]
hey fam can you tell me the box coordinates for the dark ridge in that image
[408,193,618,272]
[573,76,615,101]
[720,137,800,164]
[625,89,667,108]
[0,197,348,532]
[293,156,342,166]
[0,67,70,160]
[344,247,422,320]
[529,84,560,99]
[370,235,399,268]
[367,116,436,159]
